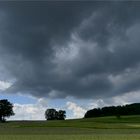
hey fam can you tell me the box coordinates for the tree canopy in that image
[84,103,140,118]
[0,99,15,122]
[45,109,66,120]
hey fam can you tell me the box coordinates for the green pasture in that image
[0,135,140,140]
[0,115,140,139]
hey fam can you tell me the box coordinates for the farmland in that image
[0,115,140,140]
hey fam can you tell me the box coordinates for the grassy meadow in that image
[0,115,140,140]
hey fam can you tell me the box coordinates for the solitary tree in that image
[57,110,66,120]
[45,109,57,120]
[45,109,66,120]
[0,99,15,122]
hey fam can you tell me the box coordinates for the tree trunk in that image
[0,116,5,122]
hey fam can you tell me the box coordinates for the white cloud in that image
[112,91,140,105]
[8,91,140,120]
[66,101,86,118]
[0,80,12,90]
[88,99,108,109]
[88,91,140,110]
[9,98,48,120]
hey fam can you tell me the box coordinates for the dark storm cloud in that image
[0,1,140,99]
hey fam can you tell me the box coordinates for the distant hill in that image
[84,103,140,118]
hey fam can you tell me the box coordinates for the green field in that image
[0,115,140,140]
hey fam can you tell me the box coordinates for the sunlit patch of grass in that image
[127,124,140,128]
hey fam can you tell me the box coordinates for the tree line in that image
[0,99,66,122]
[1,99,140,122]
[84,103,140,118]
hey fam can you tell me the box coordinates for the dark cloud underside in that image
[0,1,140,99]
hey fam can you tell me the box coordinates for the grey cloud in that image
[0,1,140,99]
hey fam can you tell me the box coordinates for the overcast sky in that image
[0,1,140,120]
